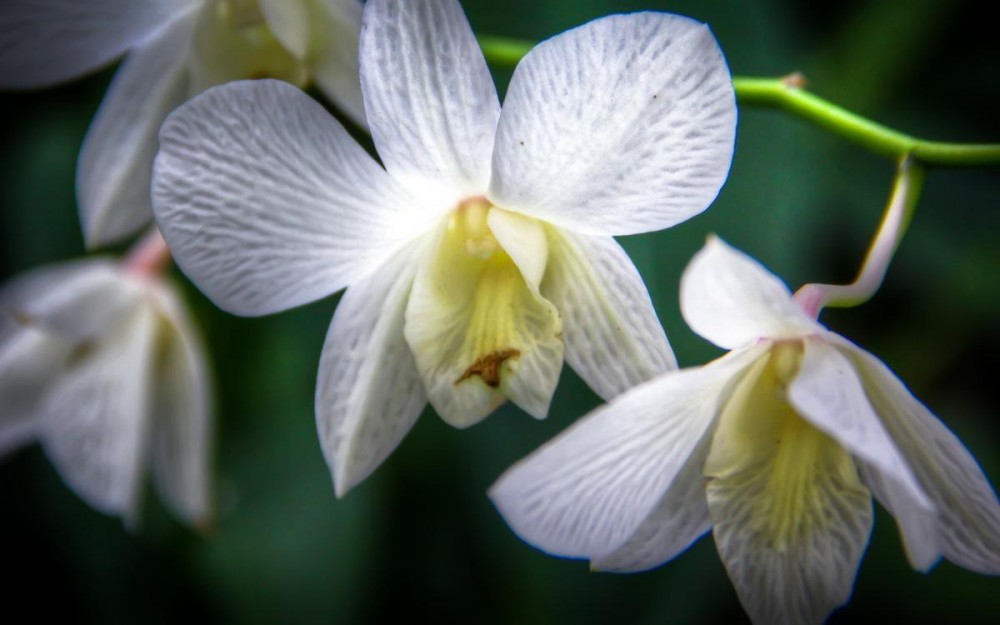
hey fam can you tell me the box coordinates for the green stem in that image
[478,35,1000,167]
[793,157,925,316]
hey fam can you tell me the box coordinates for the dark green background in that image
[1,0,998,623]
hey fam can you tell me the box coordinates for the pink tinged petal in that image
[839,339,1000,574]
[306,0,366,127]
[153,79,427,317]
[77,10,194,249]
[317,239,429,497]
[591,434,712,572]
[542,230,676,401]
[147,284,214,527]
[0,326,73,456]
[489,13,735,237]
[0,0,194,89]
[681,237,821,350]
[359,0,500,201]
[788,337,937,570]
[39,302,157,526]
[489,348,761,560]
[2,259,141,342]
[705,346,872,625]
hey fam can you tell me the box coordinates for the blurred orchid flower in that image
[490,237,1000,625]
[0,231,212,528]
[152,0,736,495]
[0,0,365,248]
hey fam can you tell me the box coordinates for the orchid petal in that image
[0,326,72,456]
[489,348,760,560]
[306,0,366,127]
[360,0,500,202]
[77,9,194,249]
[3,259,140,342]
[841,339,1000,574]
[543,230,676,401]
[591,434,712,572]
[788,337,937,570]
[404,212,563,426]
[148,285,213,527]
[489,13,735,236]
[681,237,820,349]
[39,302,156,525]
[0,0,193,88]
[705,346,871,625]
[316,239,428,497]
[153,79,426,316]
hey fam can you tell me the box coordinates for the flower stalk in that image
[794,157,925,317]
[478,36,1000,167]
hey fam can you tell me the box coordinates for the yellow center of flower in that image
[705,340,869,550]
[191,0,309,92]
[403,197,564,426]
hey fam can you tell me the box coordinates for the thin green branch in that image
[794,157,926,316]
[478,35,1000,167]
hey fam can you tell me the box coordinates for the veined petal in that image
[404,207,562,426]
[542,230,676,401]
[489,347,762,560]
[3,259,141,342]
[147,283,213,527]
[681,237,820,350]
[591,433,712,572]
[788,337,936,570]
[705,345,872,625]
[0,326,73,456]
[77,9,194,249]
[316,238,428,497]
[489,13,735,236]
[305,0,366,127]
[839,338,1000,574]
[39,301,157,525]
[153,79,428,316]
[360,0,500,201]
[0,0,194,89]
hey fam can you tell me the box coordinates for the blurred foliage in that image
[1,0,998,623]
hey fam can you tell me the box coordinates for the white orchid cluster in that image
[1,1,997,623]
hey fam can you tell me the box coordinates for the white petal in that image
[305,0,366,127]
[788,337,936,570]
[259,0,311,59]
[359,0,500,201]
[39,302,156,525]
[543,230,676,401]
[681,237,820,349]
[705,346,872,625]
[404,212,562,426]
[489,348,760,560]
[489,13,735,236]
[840,338,1000,574]
[0,0,193,89]
[591,434,712,572]
[2,259,140,342]
[0,326,73,456]
[77,10,194,249]
[153,79,428,316]
[147,283,213,527]
[316,238,428,497]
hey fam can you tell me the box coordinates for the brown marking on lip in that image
[455,349,521,388]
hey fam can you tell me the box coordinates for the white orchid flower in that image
[0,0,365,248]
[151,0,736,496]
[490,237,1000,625]
[0,232,212,528]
